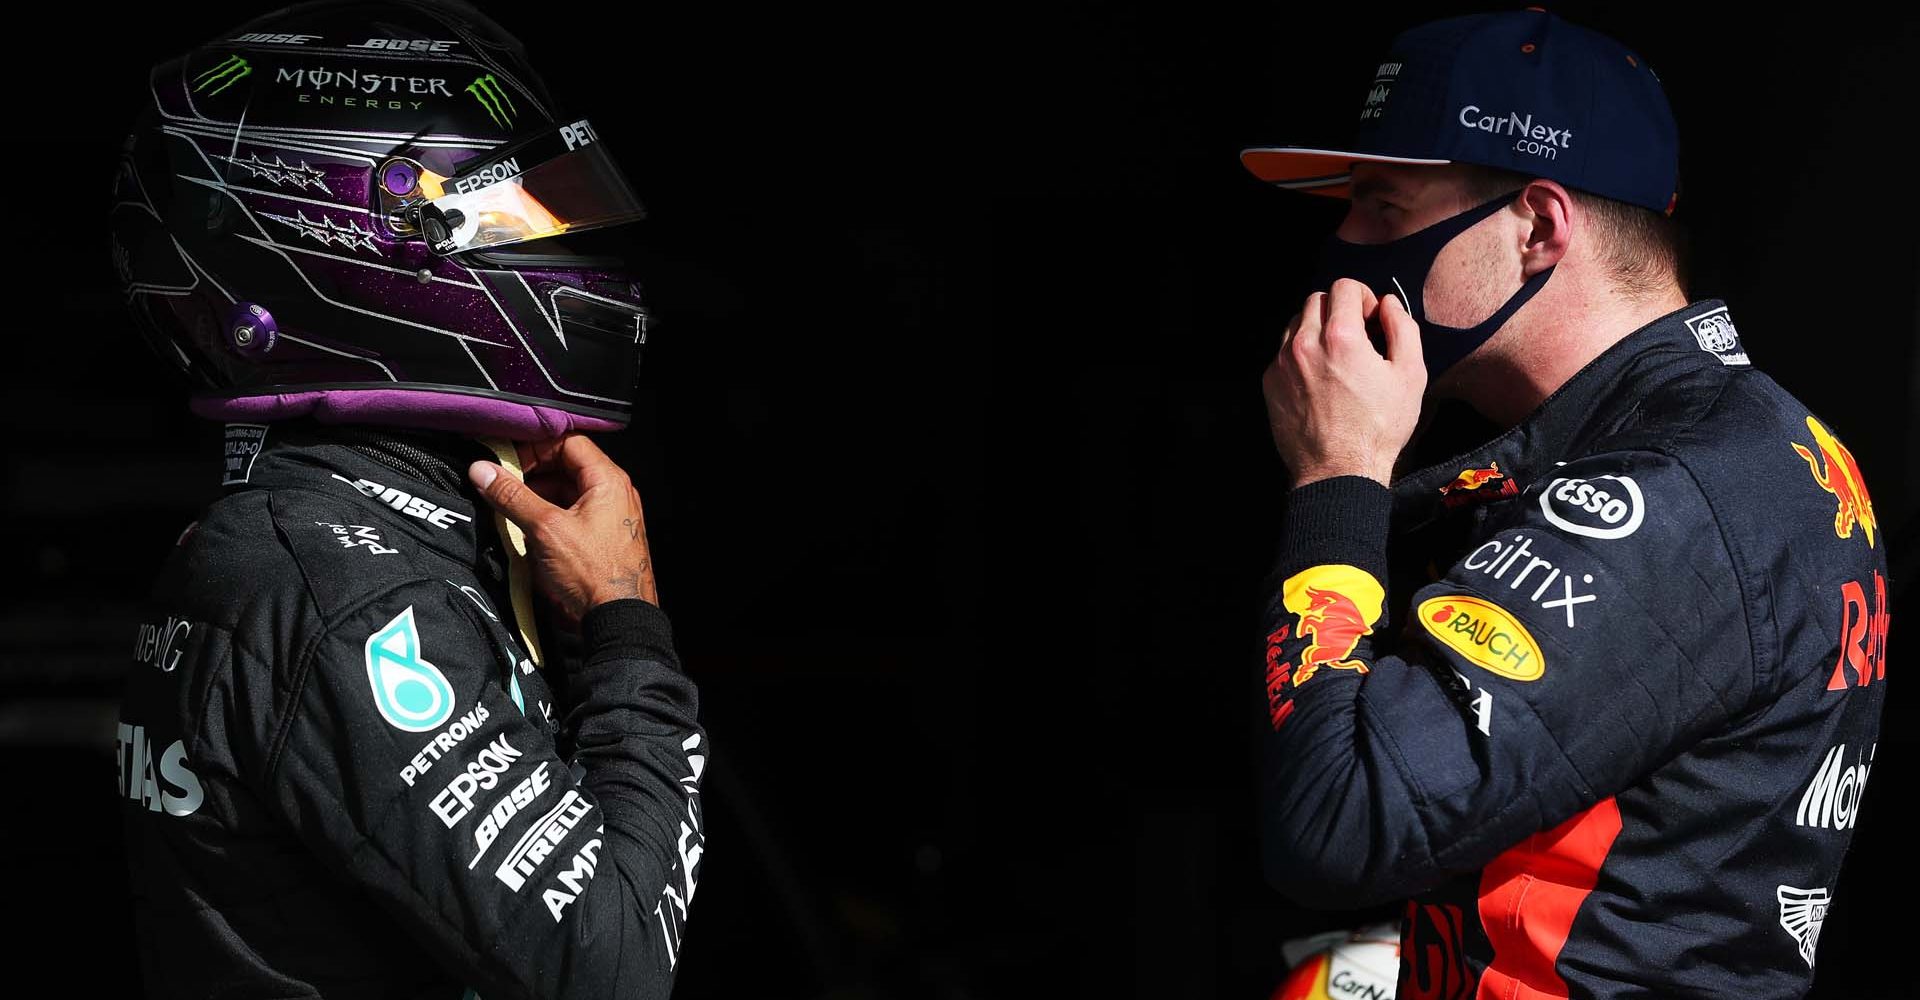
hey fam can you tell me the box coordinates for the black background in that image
[10,1,1915,997]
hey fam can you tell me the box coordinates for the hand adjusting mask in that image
[1308,193,1554,379]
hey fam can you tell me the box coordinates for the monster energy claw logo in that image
[194,55,251,96]
[467,74,517,128]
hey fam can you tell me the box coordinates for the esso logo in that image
[1540,474,1644,539]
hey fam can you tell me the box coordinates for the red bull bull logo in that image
[1280,565,1386,688]
[1439,462,1520,509]
[1790,415,1877,548]
[1294,588,1373,685]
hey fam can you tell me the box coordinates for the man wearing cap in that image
[1246,9,1887,997]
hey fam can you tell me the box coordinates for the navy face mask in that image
[1309,193,1554,379]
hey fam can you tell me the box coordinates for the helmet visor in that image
[413,120,645,256]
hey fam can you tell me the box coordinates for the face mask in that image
[1309,193,1554,379]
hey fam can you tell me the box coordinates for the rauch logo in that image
[1418,595,1544,682]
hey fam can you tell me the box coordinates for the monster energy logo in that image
[193,55,251,96]
[467,74,517,128]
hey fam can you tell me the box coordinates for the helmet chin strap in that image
[480,438,546,672]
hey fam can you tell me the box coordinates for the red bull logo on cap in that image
[1439,461,1520,509]
[1790,415,1877,549]
[1280,565,1387,687]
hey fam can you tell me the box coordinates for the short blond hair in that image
[1458,164,1689,301]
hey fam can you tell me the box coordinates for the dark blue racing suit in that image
[1258,299,1888,998]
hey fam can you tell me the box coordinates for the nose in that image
[1333,203,1389,245]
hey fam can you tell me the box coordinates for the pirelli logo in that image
[494,789,594,891]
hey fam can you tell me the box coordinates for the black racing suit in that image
[117,422,705,999]
[1258,299,1888,997]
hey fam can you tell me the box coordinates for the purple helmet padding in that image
[191,389,625,440]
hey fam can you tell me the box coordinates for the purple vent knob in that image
[381,159,420,197]
[228,302,279,357]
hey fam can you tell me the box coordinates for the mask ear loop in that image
[478,438,547,674]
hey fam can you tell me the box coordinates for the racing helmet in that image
[111,0,653,439]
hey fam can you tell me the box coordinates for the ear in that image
[1515,179,1575,277]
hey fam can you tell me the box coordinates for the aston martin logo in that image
[1776,884,1830,969]
[216,152,333,195]
[260,210,380,254]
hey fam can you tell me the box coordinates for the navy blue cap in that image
[1242,7,1680,215]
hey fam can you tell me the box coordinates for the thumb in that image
[468,460,556,530]
[1380,293,1423,370]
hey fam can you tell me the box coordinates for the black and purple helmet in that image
[112,0,653,439]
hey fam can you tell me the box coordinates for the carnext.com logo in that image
[1458,105,1573,160]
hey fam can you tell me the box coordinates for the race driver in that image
[1245,9,1888,997]
[110,2,704,997]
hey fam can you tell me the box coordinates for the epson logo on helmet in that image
[560,119,599,151]
[452,157,522,195]
[1540,474,1645,539]
[1458,105,1574,161]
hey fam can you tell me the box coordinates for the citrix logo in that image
[1458,105,1574,160]
[331,474,473,529]
[1459,532,1598,627]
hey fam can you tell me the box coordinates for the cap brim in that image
[1239,147,1451,198]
